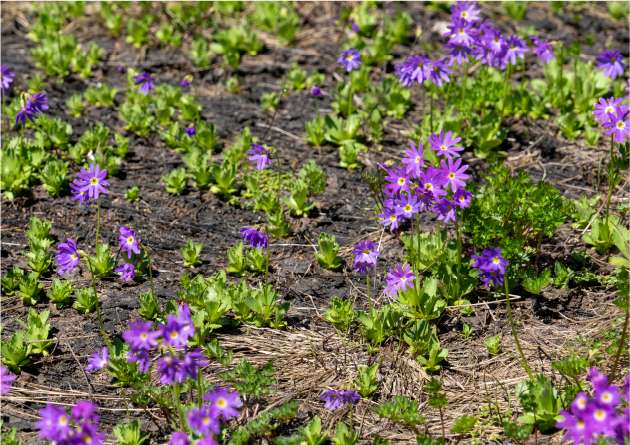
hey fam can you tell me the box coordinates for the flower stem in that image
[429,92,434,133]
[605,135,615,224]
[95,202,101,248]
[611,307,629,381]
[455,214,463,268]
[366,274,373,311]
[85,258,112,350]
[504,279,532,378]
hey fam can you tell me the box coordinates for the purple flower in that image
[350,21,359,33]
[382,165,411,196]
[379,206,401,232]
[134,72,155,94]
[0,365,16,395]
[352,240,379,275]
[56,239,81,276]
[72,164,109,201]
[593,97,626,124]
[161,304,195,348]
[119,226,140,259]
[531,36,554,64]
[123,320,161,352]
[395,54,430,87]
[337,48,362,72]
[128,350,151,374]
[15,92,48,125]
[180,75,192,88]
[310,85,322,97]
[419,166,448,199]
[157,352,182,385]
[384,263,415,299]
[475,25,507,69]
[402,142,424,178]
[320,389,361,411]
[115,263,136,282]
[247,143,271,170]
[448,18,477,47]
[180,348,208,381]
[116,64,127,74]
[86,347,109,373]
[197,437,220,445]
[1,65,15,91]
[240,227,268,248]
[594,383,621,411]
[37,401,105,445]
[472,247,508,287]
[187,406,220,436]
[396,193,421,220]
[432,198,457,223]
[453,189,472,208]
[429,131,463,159]
[440,158,469,192]
[446,42,473,65]
[169,432,190,445]
[451,1,481,23]
[602,108,630,143]
[427,58,452,87]
[503,35,528,66]
[556,409,593,445]
[185,125,196,137]
[204,387,243,420]
[596,49,625,80]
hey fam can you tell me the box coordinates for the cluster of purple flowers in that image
[337,48,362,73]
[384,263,415,300]
[247,143,272,170]
[378,131,471,232]
[0,365,16,395]
[240,227,268,249]
[134,71,155,94]
[320,389,361,411]
[70,164,110,204]
[1,64,15,92]
[395,54,453,88]
[37,401,105,445]
[169,387,242,445]
[557,368,629,445]
[115,226,141,282]
[353,240,379,275]
[122,304,207,384]
[15,91,49,125]
[593,96,630,144]
[471,247,508,287]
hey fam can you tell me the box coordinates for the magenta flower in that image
[37,404,72,443]
[395,193,421,220]
[503,35,528,66]
[134,72,155,94]
[187,406,220,436]
[602,108,630,143]
[15,92,48,125]
[73,164,109,201]
[429,131,463,159]
[320,389,361,411]
[593,97,626,125]
[247,143,271,170]
[432,198,457,223]
[115,263,135,282]
[37,401,105,445]
[337,48,362,72]
[384,263,415,299]
[352,240,379,275]
[56,239,81,276]
[240,227,268,248]
[204,387,243,420]
[395,54,430,87]
[451,1,481,23]
[448,18,477,47]
[1,65,15,91]
[402,142,424,178]
[161,304,195,348]
[530,36,554,64]
[86,347,109,373]
[119,226,140,259]
[440,158,469,192]
[0,365,16,395]
[596,49,625,80]
[556,409,594,445]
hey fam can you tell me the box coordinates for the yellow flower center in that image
[346,54,354,62]
[605,105,614,114]
[424,183,433,191]
[83,435,93,444]
[461,11,469,18]
[90,177,99,186]
[397,177,406,186]
[400,276,407,282]
[459,196,465,202]
[577,397,586,409]
[576,420,585,430]
[458,28,465,35]
[58,415,68,426]
[415,156,421,164]
[202,416,211,426]
[616,120,625,129]
[404,204,412,212]
[492,257,500,264]
[127,236,135,245]
[170,331,178,339]
[448,172,455,179]
[440,144,448,151]
[140,332,148,341]
[594,409,606,422]
[216,398,227,408]
[389,215,397,222]
[602,392,612,402]
[71,253,78,261]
